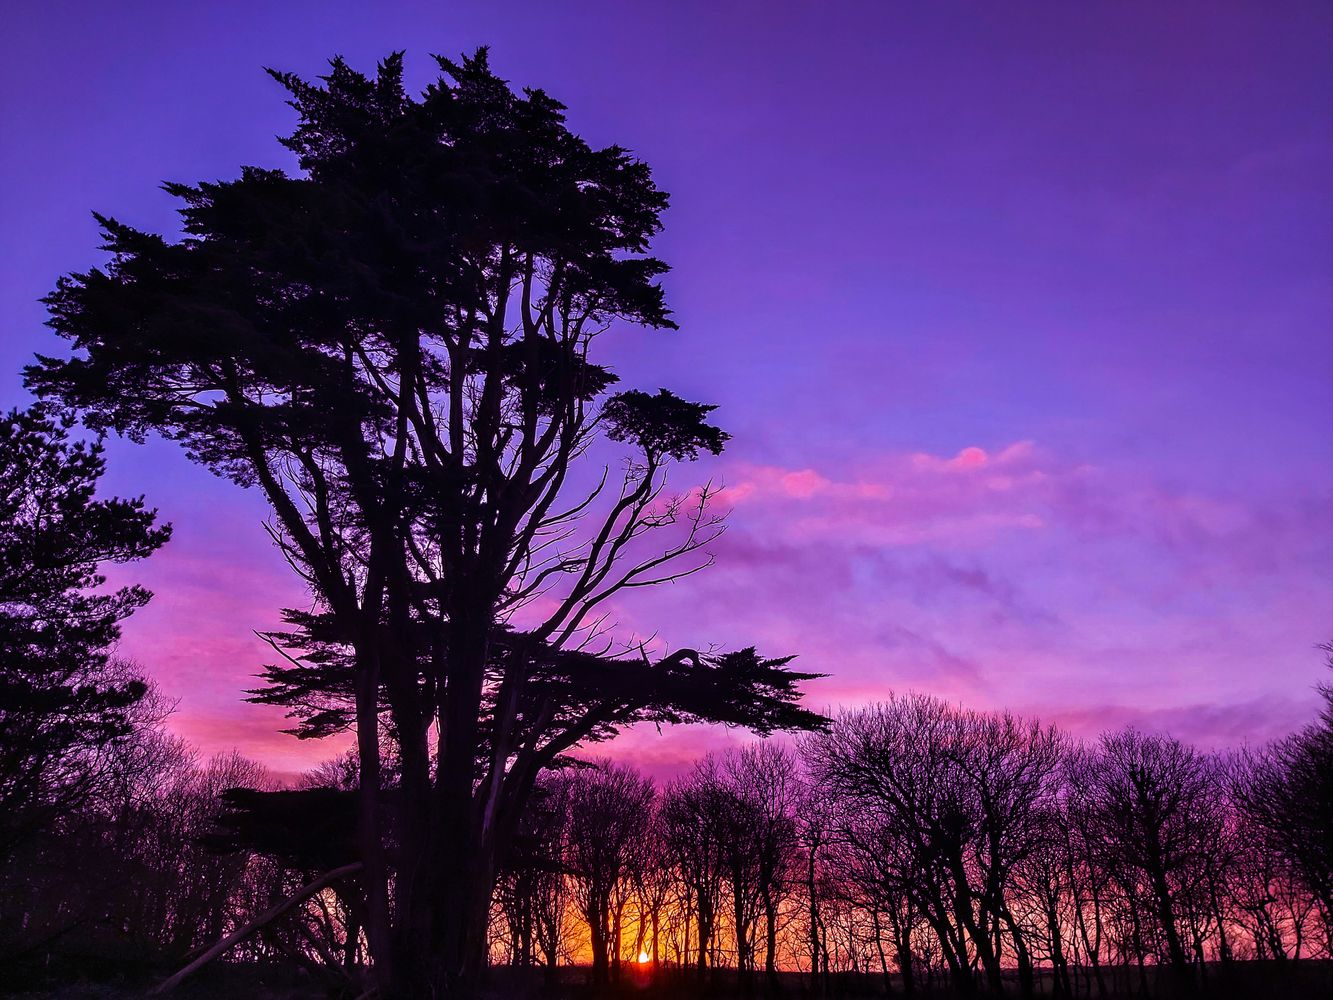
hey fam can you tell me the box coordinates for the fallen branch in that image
[150,862,364,995]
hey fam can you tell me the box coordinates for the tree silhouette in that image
[805,696,1065,997]
[562,761,655,984]
[29,51,822,997]
[0,405,169,863]
[662,763,730,976]
[1080,729,1224,993]
[493,770,572,972]
[1233,643,1333,927]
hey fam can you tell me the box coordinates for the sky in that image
[2,1,1330,779]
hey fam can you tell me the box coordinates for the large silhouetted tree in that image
[29,51,822,997]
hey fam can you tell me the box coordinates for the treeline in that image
[491,692,1332,996]
[3,682,1329,998]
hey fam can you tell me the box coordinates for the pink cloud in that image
[909,441,1035,473]
[717,440,1066,550]
[169,705,351,785]
[600,439,1331,767]
[724,465,889,504]
[102,437,1329,781]
[1041,694,1320,751]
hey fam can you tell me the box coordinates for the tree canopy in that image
[29,50,823,997]
[0,404,169,856]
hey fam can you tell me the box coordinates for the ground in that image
[6,961,1331,999]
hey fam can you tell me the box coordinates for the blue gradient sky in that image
[3,2,1330,776]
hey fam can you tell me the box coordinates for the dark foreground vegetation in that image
[3,668,1329,997]
[7,964,1333,1000]
[2,48,1329,1000]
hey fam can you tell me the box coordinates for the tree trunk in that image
[998,900,1036,998]
[871,907,895,996]
[763,891,779,992]
[589,911,610,985]
[352,640,396,995]
[390,611,495,998]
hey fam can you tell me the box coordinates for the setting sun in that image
[636,951,651,965]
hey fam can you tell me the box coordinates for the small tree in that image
[1232,645,1333,947]
[706,745,802,984]
[1083,729,1222,989]
[494,771,571,971]
[0,406,169,861]
[663,766,730,976]
[562,761,655,983]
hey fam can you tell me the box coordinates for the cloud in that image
[167,704,351,784]
[604,438,1332,762]
[1043,693,1323,751]
[104,435,1330,777]
[719,441,1065,549]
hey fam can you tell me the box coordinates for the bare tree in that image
[495,771,570,972]
[804,696,1065,997]
[663,763,729,978]
[706,744,803,987]
[1232,645,1333,949]
[562,761,655,984]
[1080,729,1223,990]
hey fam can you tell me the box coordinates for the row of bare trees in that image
[488,688,1332,997]
[4,676,1328,996]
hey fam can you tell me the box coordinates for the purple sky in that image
[3,2,1330,778]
